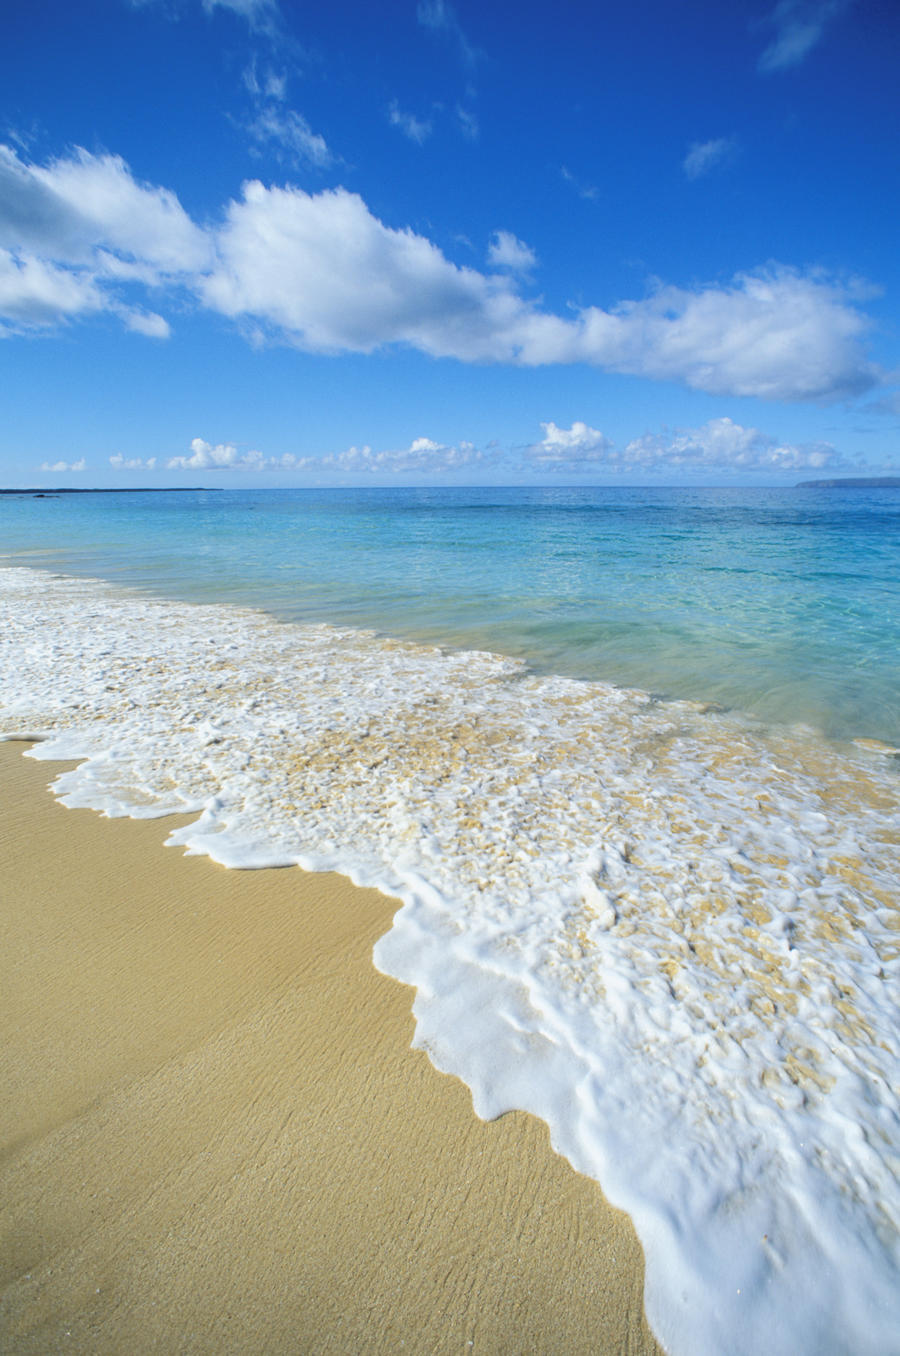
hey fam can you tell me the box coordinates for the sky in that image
[1,0,899,487]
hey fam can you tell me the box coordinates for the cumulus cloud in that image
[388,101,433,145]
[0,247,106,328]
[12,145,210,273]
[683,137,737,180]
[758,0,848,73]
[167,437,263,470]
[529,417,847,474]
[570,269,876,401]
[0,144,883,404]
[165,434,480,477]
[487,230,537,274]
[201,186,876,400]
[311,436,482,476]
[0,143,208,333]
[199,180,529,359]
[40,457,86,472]
[124,310,171,338]
[622,417,844,471]
[533,422,614,464]
[109,454,157,469]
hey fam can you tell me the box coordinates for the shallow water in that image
[2,484,898,745]
[1,486,898,1355]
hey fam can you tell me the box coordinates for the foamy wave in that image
[2,566,898,1355]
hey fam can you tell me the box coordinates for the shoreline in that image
[0,742,660,1354]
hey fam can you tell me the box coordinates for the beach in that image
[0,741,661,1354]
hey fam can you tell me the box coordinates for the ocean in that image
[1,484,898,1354]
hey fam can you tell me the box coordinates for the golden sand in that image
[0,741,659,1354]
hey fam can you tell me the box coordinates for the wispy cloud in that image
[758,0,849,73]
[560,167,599,202]
[129,0,283,38]
[417,0,481,70]
[246,106,332,168]
[201,0,282,38]
[683,137,737,180]
[455,104,479,140]
[388,101,433,145]
[243,57,287,102]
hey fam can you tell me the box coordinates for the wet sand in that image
[0,741,661,1354]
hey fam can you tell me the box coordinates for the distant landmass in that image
[796,476,900,489]
[0,487,218,495]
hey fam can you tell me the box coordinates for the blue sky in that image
[1,0,898,486]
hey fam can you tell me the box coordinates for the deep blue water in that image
[2,484,898,744]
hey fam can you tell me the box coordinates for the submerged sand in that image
[0,742,660,1354]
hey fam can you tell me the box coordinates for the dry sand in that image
[0,741,661,1355]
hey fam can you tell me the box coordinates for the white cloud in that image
[314,436,481,475]
[166,436,304,471]
[40,457,86,472]
[388,102,433,145]
[124,310,171,338]
[528,417,847,475]
[622,419,843,471]
[0,143,209,333]
[200,180,530,360]
[201,186,876,400]
[23,146,210,274]
[0,144,883,405]
[568,268,876,401]
[488,230,537,274]
[683,137,736,180]
[247,107,332,168]
[624,417,840,471]
[533,422,614,464]
[165,434,481,477]
[758,0,847,73]
[168,437,260,470]
[109,454,157,469]
[0,247,105,328]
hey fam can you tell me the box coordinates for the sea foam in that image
[2,566,898,1355]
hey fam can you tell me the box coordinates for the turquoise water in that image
[2,484,898,745]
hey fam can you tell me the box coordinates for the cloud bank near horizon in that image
[89,417,859,482]
[0,142,885,407]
